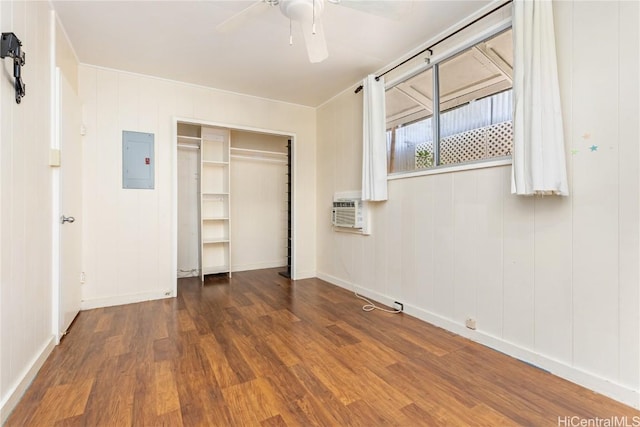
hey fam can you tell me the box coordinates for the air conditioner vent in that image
[332,199,363,229]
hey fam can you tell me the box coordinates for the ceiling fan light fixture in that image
[280,0,323,22]
[279,0,328,63]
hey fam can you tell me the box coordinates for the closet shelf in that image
[202,192,229,196]
[203,238,229,244]
[202,160,229,166]
[178,135,201,142]
[202,217,229,221]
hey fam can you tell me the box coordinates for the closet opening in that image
[175,120,294,288]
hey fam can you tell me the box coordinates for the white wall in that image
[177,146,199,276]
[78,65,316,308]
[316,0,640,408]
[231,159,287,272]
[0,2,59,422]
[230,131,289,272]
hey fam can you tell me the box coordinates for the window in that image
[386,28,513,175]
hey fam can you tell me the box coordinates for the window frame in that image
[385,18,513,179]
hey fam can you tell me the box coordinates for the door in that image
[58,69,82,340]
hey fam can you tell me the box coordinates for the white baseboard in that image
[0,336,56,424]
[293,270,316,280]
[317,272,640,410]
[231,261,286,273]
[81,290,172,310]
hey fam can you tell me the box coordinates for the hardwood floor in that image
[7,268,639,426]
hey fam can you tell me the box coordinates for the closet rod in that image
[178,143,200,150]
[230,154,287,164]
[353,0,512,94]
[230,147,287,157]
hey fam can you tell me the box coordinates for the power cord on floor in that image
[354,291,402,314]
[338,253,402,314]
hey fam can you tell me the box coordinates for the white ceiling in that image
[52,0,493,107]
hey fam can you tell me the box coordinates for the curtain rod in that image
[354,0,513,94]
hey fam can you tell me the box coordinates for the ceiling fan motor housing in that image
[280,0,324,22]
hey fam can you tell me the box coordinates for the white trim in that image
[231,261,287,273]
[171,119,178,298]
[51,79,61,342]
[317,272,640,410]
[0,337,56,424]
[292,270,316,280]
[80,290,171,310]
[172,117,298,281]
[290,135,297,280]
[50,13,61,344]
[388,158,511,181]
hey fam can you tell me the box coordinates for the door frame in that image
[171,117,297,296]
[51,67,62,343]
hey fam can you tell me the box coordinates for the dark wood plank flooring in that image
[6,268,639,426]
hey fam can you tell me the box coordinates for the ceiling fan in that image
[217,0,412,64]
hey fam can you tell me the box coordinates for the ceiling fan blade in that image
[216,1,271,33]
[300,18,328,63]
[337,0,413,20]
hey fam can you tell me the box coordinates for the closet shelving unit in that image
[177,135,201,150]
[200,127,231,280]
[177,123,231,282]
[178,124,293,282]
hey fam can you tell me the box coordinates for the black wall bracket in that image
[1,32,26,104]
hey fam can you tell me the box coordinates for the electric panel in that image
[122,130,154,189]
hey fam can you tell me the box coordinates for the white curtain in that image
[511,0,569,196]
[362,75,388,201]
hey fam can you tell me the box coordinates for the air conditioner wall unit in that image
[332,199,363,229]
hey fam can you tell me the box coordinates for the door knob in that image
[61,215,75,224]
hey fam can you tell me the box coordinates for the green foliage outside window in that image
[416,147,434,169]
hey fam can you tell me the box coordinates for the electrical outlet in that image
[80,272,86,284]
[465,318,477,330]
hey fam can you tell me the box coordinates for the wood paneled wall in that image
[0,2,56,422]
[316,0,640,408]
[78,65,317,309]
